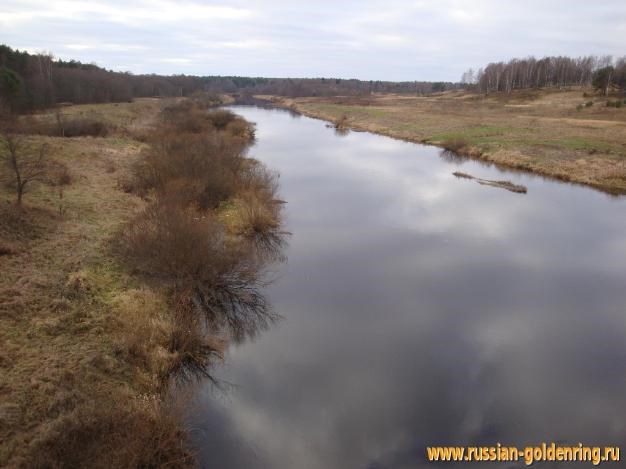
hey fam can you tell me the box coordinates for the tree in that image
[432,82,446,92]
[0,130,49,206]
[593,66,614,96]
[0,67,20,94]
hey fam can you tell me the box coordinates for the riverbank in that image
[0,96,282,466]
[265,89,626,195]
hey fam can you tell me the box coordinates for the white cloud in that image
[1,0,624,80]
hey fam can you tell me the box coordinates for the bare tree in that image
[0,131,48,206]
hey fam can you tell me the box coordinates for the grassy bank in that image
[266,89,626,194]
[0,96,282,467]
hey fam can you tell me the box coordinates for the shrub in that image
[0,132,49,205]
[120,199,277,340]
[225,118,253,138]
[576,104,583,111]
[159,103,245,135]
[160,101,216,134]
[165,301,225,384]
[205,109,237,130]
[335,114,349,130]
[47,161,72,186]
[132,132,246,208]
[51,113,111,137]
[585,101,593,107]
[236,159,279,203]
[233,195,286,258]
[441,136,469,153]
[121,200,225,281]
[26,401,193,468]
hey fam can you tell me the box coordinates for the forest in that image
[2,44,625,115]
[462,55,626,94]
[0,44,450,113]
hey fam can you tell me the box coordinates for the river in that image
[185,105,626,468]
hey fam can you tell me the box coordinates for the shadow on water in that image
[168,233,288,404]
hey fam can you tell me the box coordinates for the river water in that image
[186,106,626,468]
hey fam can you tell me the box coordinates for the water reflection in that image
[186,106,626,469]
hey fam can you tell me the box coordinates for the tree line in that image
[461,55,626,95]
[1,44,459,113]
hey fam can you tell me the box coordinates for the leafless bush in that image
[47,160,72,186]
[132,132,245,208]
[335,114,349,129]
[237,159,279,202]
[121,200,224,280]
[58,116,111,137]
[226,118,254,138]
[233,194,287,258]
[23,112,112,137]
[160,103,212,134]
[0,132,49,205]
[205,109,237,130]
[441,136,469,153]
[165,300,225,385]
[120,199,278,342]
[26,401,193,468]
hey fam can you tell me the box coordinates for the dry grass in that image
[270,88,626,194]
[28,98,164,139]
[1,94,278,466]
[0,99,200,467]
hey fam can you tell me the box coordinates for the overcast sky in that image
[1,0,624,81]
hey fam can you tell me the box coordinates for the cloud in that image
[1,0,625,80]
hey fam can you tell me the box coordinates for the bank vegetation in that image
[0,95,285,467]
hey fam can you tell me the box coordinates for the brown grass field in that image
[0,94,281,467]
[0,98,243,467]
[267,88,626,194]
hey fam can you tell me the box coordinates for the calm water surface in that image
[187,106,626,468]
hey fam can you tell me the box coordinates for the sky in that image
[1,0,624,81]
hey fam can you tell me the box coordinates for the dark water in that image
[187,106,626,468]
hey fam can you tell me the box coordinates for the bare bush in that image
[26,401,193,468]
[232,194,287,258]
[120,199,279,342]
[121,200,225,281]
[205,109,237,130]
[56,115,111,137]
[237,159,280,202]
[160,101,212,134]
[0,132,49,205]
[226,118,254,139]
[165,300,225,385]
[441,136,469,153]
[23,112,111,137]
[132,132,246,208]
[335,114,349,130]
[47,160,72,186]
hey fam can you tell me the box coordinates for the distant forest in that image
[0,44,452,113]
[2,45,625,113]
[461,55,626,94]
